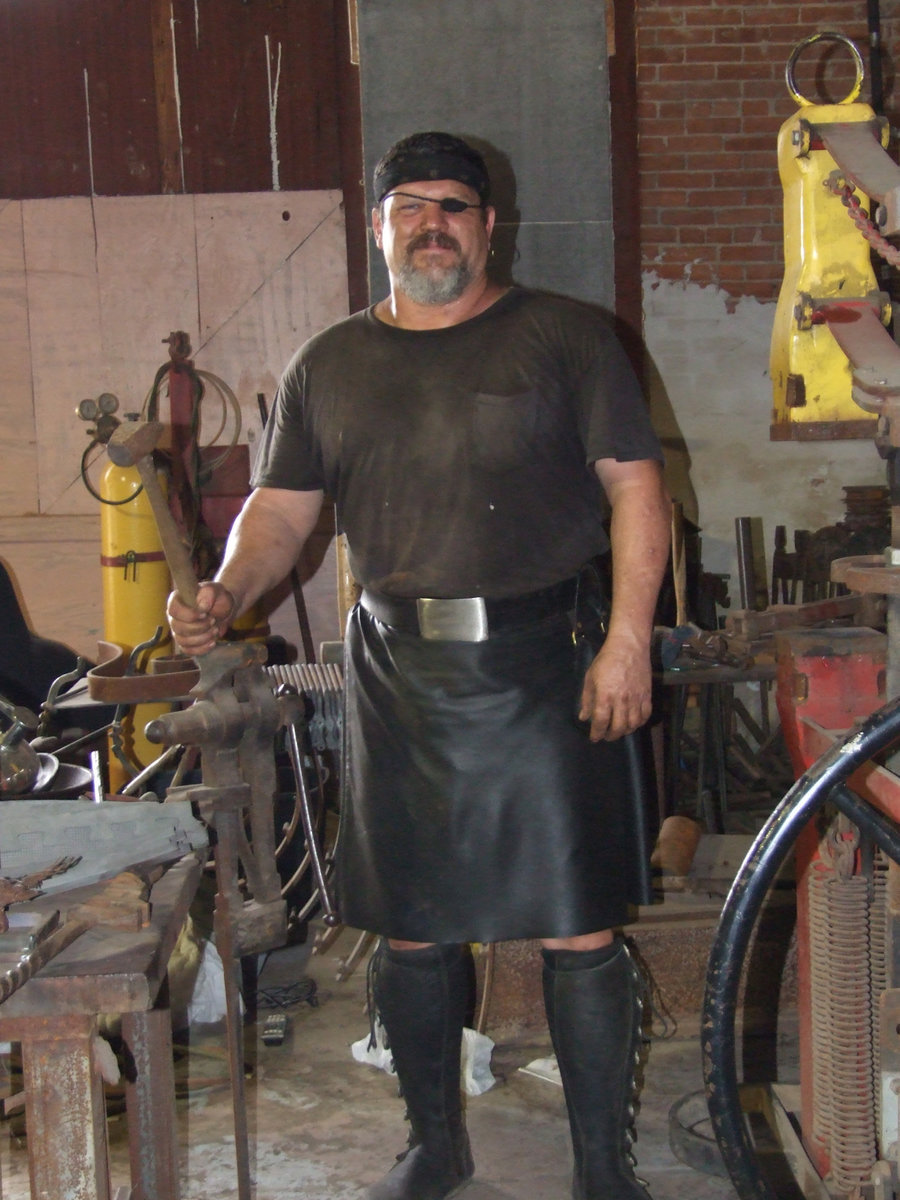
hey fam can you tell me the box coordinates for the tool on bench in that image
[0,866,152,1005]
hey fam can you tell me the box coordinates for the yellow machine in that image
[770,33,889,441]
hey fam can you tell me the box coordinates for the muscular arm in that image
[579,458,670,741]
[167,486,324,655]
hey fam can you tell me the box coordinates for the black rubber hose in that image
[81,439,143,505]
[702,694,900,1200]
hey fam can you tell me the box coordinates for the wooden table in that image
[0,852,203,1200]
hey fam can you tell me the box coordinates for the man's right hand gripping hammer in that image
[166,582,237,657]
[106,419,239,660]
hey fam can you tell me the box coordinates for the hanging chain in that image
[826,175,900,268]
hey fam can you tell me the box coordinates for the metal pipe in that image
[120,743,183,795]
[868,0,884,115]
[285,720,340,926]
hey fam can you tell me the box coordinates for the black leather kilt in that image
[334,602,650,943]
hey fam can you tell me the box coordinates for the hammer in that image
[107,420,199,606]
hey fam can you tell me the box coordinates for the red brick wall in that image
[636,1,897,301]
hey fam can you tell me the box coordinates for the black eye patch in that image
[438,197,474,213]
[387,191,482,214]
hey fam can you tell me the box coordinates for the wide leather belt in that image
[359,578,577,642]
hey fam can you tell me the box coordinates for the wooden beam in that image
[149,0,184,194]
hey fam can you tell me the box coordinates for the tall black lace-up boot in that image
[365,942,475,1200]
[542,940,650,1200]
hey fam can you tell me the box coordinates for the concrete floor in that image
[0,917,799,1200]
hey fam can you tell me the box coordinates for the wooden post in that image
[149,0,184,194]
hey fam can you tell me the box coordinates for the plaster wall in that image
[644,273,887,609]
[357,0,615,312]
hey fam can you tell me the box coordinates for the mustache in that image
[406,231,461,254]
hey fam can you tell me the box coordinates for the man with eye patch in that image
[168,131,670,1200]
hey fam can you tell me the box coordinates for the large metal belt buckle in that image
[416,596,489,642]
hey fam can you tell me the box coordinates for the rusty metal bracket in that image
[813,301,900,418]
[815,119,900,236]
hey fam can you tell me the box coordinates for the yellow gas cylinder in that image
[229,602,269,642]
[99,458,173,788]
[770,34,885,441]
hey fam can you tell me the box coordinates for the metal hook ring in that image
[785,31,865,108]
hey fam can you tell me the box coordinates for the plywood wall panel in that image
[0,515,102,661]
[93,195,199,394]
[19,191,348,519]
[2,190,347,659]
[0,202,38,513]
[194,192,341,345]
[23,199,106,517]
[194,192,348,436]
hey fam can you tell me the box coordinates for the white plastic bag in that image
[351,1020,496,1096]
[351,1017,395,1072]
[186,938,234,1025]
[461,1026,496,1095]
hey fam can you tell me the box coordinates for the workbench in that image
[657,661,780,831]
[0,852,203,1200]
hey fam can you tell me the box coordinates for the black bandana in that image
[373,132,490,205]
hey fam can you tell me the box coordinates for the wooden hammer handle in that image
[134,457,199,607]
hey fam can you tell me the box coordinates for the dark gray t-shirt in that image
[252,287,662,598]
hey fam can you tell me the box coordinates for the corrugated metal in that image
[0,0,351,199]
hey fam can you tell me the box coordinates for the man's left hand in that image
[578,633,652,742]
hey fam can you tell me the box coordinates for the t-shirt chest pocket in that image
[470,390,539,472]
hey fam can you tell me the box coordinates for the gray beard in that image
[396,258,473,305]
